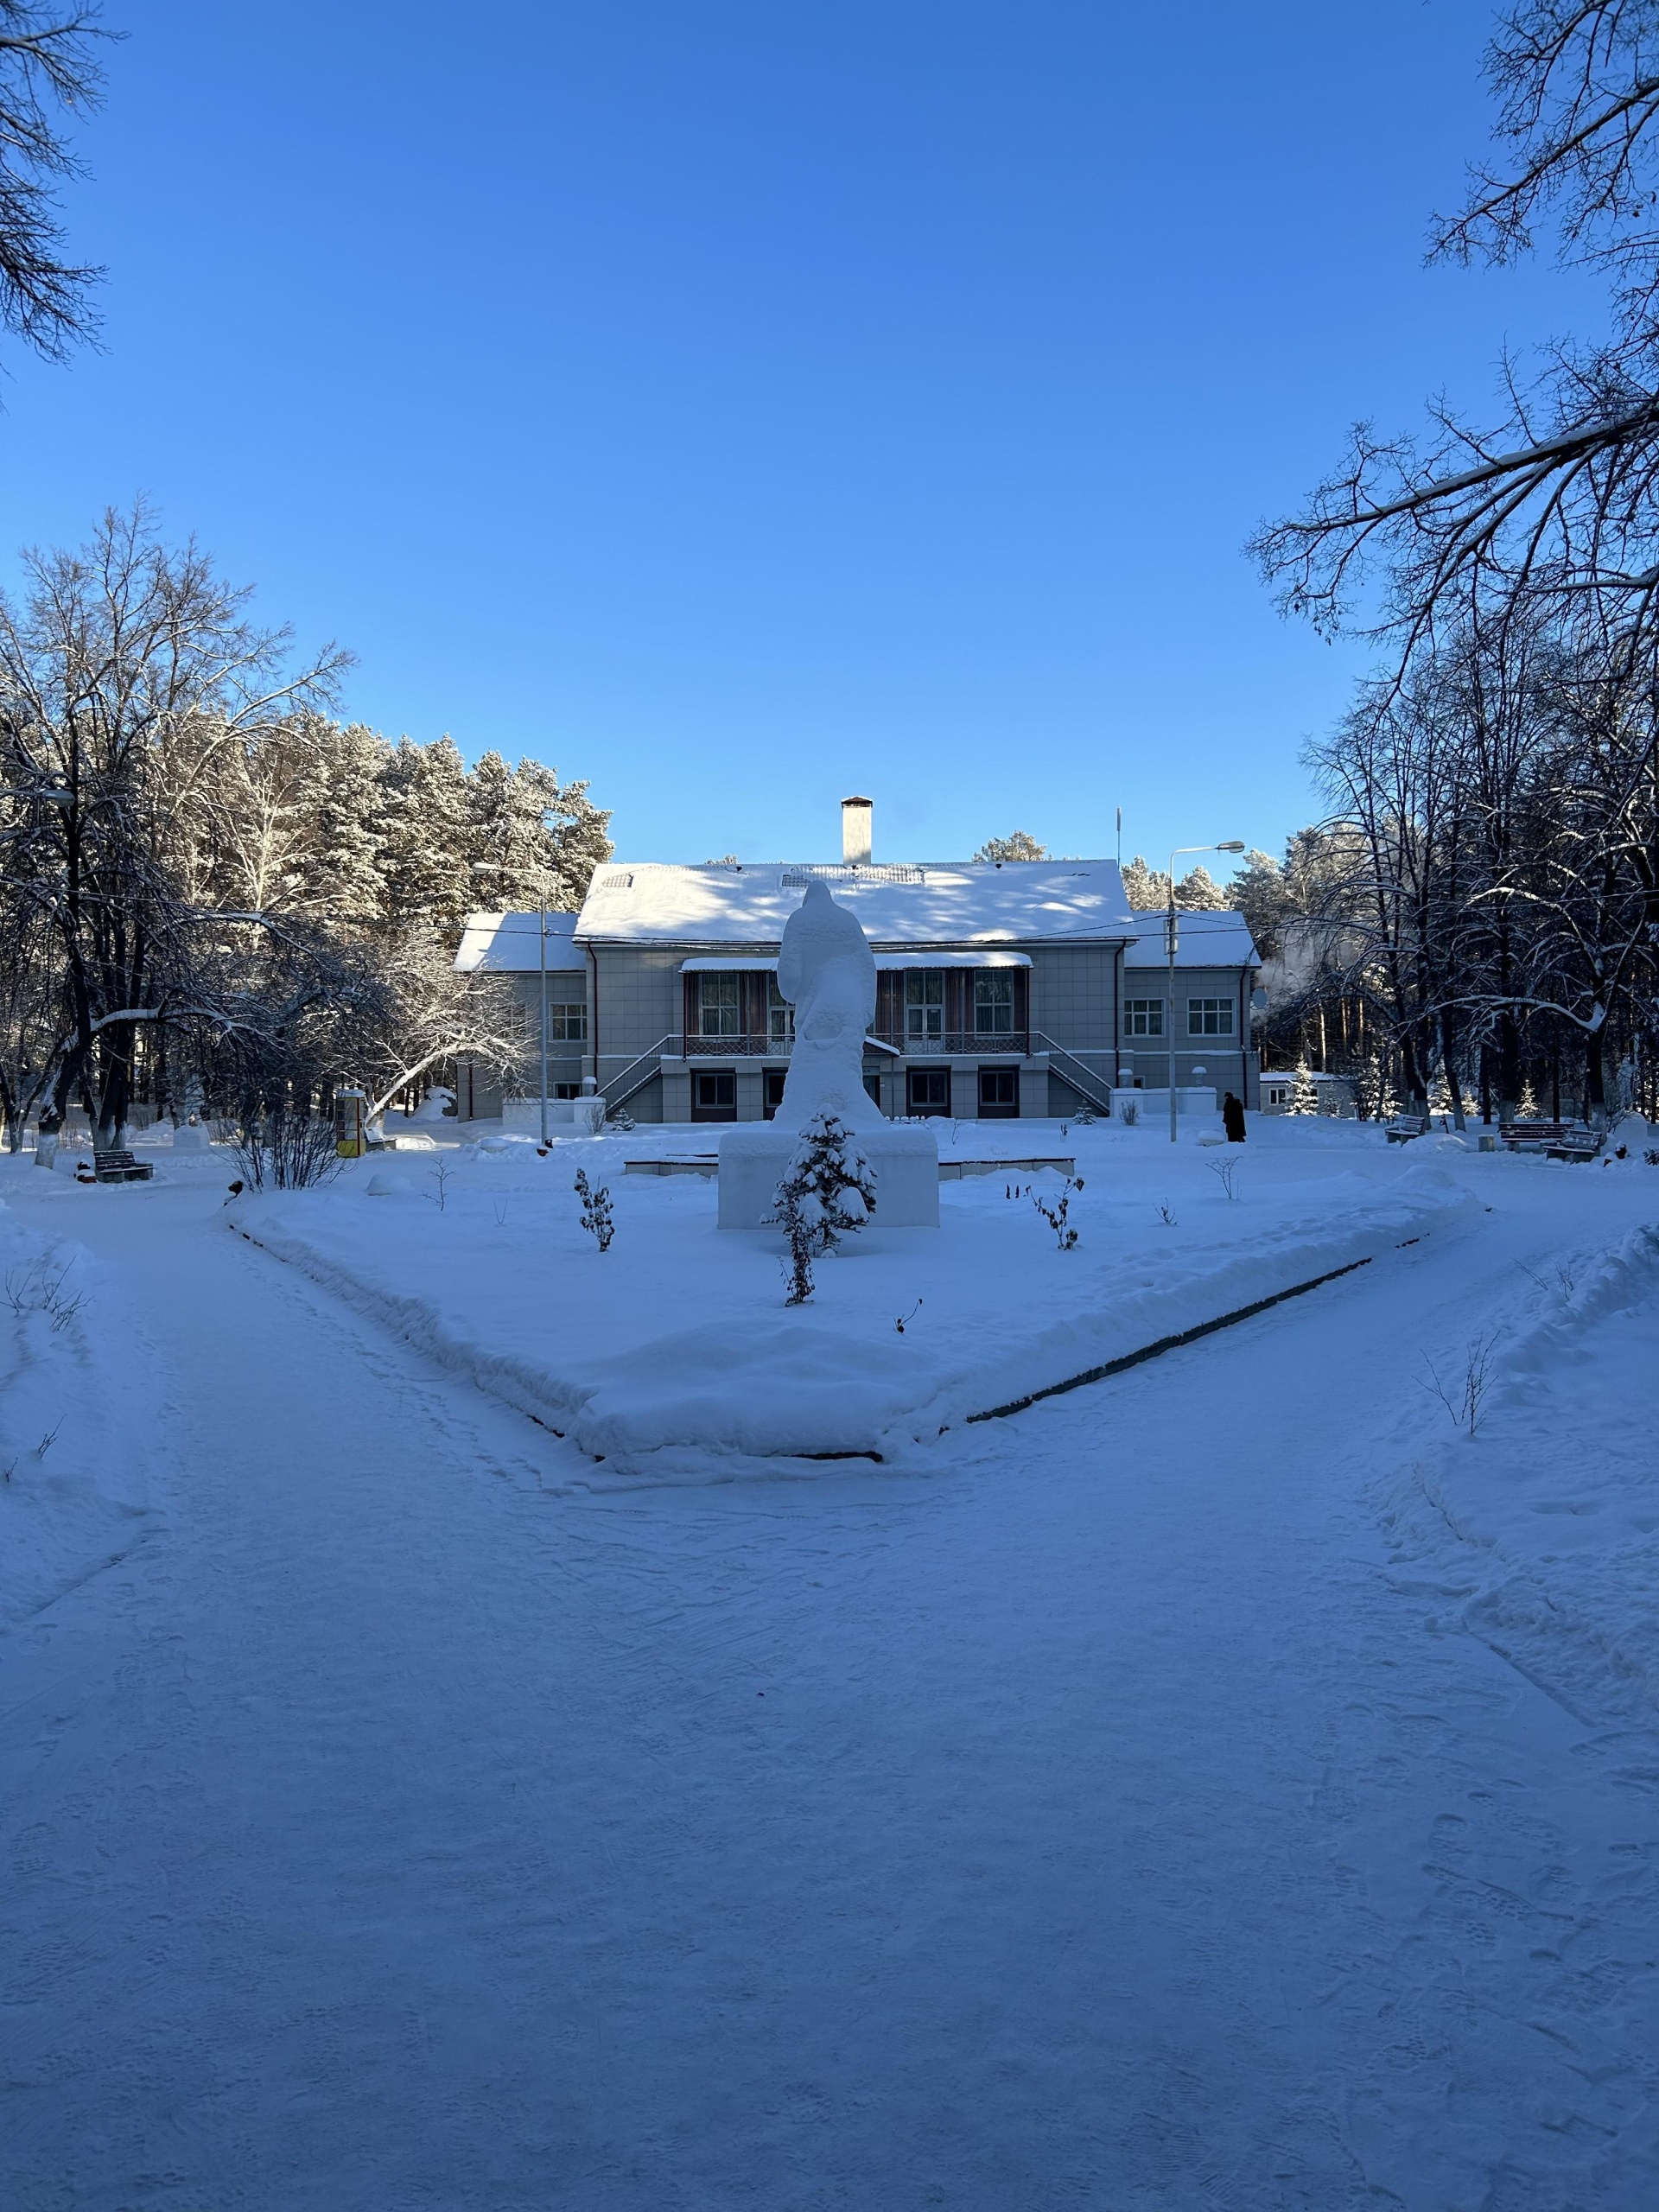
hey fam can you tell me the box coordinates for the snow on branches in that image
[768,1111,877,1306]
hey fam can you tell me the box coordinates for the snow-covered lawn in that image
[230,1116,1481,1467]
[2,1120,1657,2208]
[0,1198,160,1625]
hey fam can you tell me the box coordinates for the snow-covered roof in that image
[454,911,586,975]
[575,860,1134,947]
[1123,910,1260,969]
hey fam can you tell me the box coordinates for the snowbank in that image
[230,1125,1478,1471]
[1385,1211,1659,1723]
[0,1202,161,1624]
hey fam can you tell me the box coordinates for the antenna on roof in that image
[1116,805,1122,870]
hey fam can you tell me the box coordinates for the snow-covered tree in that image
[974,830,1048,862]
[769,1112,877,1306]
[1289,1063,1319,1116]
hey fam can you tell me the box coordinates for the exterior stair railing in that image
[1029,1032,1115,1116]
[602,1035,683,1112]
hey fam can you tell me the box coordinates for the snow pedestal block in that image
[716,1122,941,1229]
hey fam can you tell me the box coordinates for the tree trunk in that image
[1585,1027,1607,1127]
[1496,1007,1522,1122]
[1441,1017,1467,1130]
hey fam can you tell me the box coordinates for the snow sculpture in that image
[717,879,938,1229]
[773,879,886,1132]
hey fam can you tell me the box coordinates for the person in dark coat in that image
[1222,1091,1246,1143]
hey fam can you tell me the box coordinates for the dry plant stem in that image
[1421,1330,1503,1434]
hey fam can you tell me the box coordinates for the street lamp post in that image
[1165,842,1245,1143]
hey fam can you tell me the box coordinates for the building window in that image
[691,1071,737,1121]
[548,1000,588,1042]
[767,976,793,1044]
[973,971,1015,1035]
[906,1067,950,1116]
[905,970,944,1042]
[1123,998,1163,1037]
[762,1069,787,1120]
[978,1067,1019,1118]
[552,1082,582,1101]
[697,974,741,1038]
[1186,997,1234,1037]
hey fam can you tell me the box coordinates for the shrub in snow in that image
[767,1111,877,1306]
[232,1103,340,1190]
[575,1168,615,1251]
[1117,1096,1140,1127]
[574,1096,607,1137]
[606,1106,635,1133]
[1032,1176,1083,1250]
[1421,1331,1503,1435]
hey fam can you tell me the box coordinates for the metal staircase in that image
[1030,1033,1115,1116]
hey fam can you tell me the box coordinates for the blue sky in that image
[0,1,1607,874]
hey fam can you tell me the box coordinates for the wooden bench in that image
[93,1148,155,1183]
[1385,1116,1428,1143]
[1499,1121,1600,1161]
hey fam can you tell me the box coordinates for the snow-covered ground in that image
[228,1116,1479,1467]
[0,1198,161,1626]
[1,1119,1656,2209]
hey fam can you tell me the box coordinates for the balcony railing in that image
[684,1031,792,1057]
[681,1028,1032,1058]
[871,1029,1030,1057]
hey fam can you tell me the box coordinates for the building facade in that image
[454,850,1261,1125]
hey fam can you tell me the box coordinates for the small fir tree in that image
[1289,1062,1319,1116]
[768,1111,877,1306]
[1518,1079,1539,1119]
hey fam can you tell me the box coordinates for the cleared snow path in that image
[2,1169,1656,2210]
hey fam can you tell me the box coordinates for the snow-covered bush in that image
[768,1111,877,1306]
[574,1168,614,1251]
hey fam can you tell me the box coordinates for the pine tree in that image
[1290,1061,1319,1115]
[377,736,474,934]
[1173,864,1227,910]
[974,830,1048,862]
[769,1111,877,1305]
[467,753,613,913]
[1122,855,1173,909]
[293,720,390,930]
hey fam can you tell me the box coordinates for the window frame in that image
[697,973,742,1039]
[906,1066,950,1116]
[1185,996,1235,1038]
[973,970,1016,1036]
[905,969,945,1042]
[690,1070,738,1122]
[977,1066,1019,1118]
[1123,998,1164,1038]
